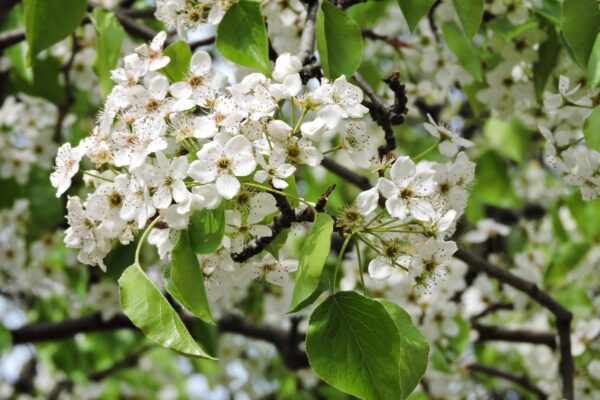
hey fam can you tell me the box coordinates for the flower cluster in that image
[0,95,58,184]
[340,149,474,289]
[538,76,600,200]
[51,32,373,281]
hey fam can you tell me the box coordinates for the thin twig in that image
[468,363,548,400]
[297,0,319,65]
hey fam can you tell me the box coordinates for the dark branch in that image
[362,29,412,49]
[353,72,407,157]
[0,27,25,51]
[455,249,574,400]
[468,363,548,400]
[10,311,309,370]
[474,323,557,349]
[231,185,335,263]
[114,10,161,42]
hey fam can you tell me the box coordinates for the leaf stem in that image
[83,171,114,183]
[413,140,439,161]
[135,216,162,266]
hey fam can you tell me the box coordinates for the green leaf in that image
[288,213,334,313]
[453,0,483,38]
[533,19,561,100]
[170,231,214,324]
[378,300,429,399]
[118,263,215,359]
[397,0,437,32]
[316,0,363,79]
[584,106,600,153]
[216,1,270,75]
[188,205,225,254]
[30,57,65,105]
[24,0,87,63]
[561,0,600,67]
[442,21,483,82]
[91,8,125,96]
[306,292,403,399]
[161,40,192,82]
[588,33,600,87]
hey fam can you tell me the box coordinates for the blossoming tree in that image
[0,0,599,398]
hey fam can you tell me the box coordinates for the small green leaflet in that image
[119,263,215,359]
[316,0,363,79]
[306,292,402,399]
[169,230,214,324]
[588,34,600,88]
[188,204,225,254]
[561,0,600,68]
[91,8,125,96]
[442,21,483,82]
[24,0,87,63]
[216,1,271,76]
[397,0,437,32]
[161,41,192,82]
[452,0,483,38]
[584,106,600,153]
[288,213,333,313]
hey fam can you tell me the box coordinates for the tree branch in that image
[230,185,335,263]
[455,249,574,400]
[473,323,557,349]
[0,27,25,51]
[297,0,319,65]
[9,311,309,370]
[468,363,548,400]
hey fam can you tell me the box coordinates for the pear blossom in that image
[50,142,86,197]
[377,156,437,221]
[188,135,257,199]
[424,114,473,157]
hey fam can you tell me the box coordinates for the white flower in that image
[341,120,378,168]
[571,319,600,356]
[311,75,369,129]
[119,172,157,229]
[151,152,192,211]
[188,134,257,199]
[462,219,510,243]
[424,114,473,157]
[85,174,129,237]
[112,117,168,170]
[368,254,411,280]
[64,196,111,270]
[410,239,457,288]
[225,210,272,253]
[356,187,379,216]
[250,253,298,285]
[170,50,219,111]
[254,151,295,189]
[50,142,86,197]
[135,31,170,71]
[285,136,323,166]
[377,156,437,221]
